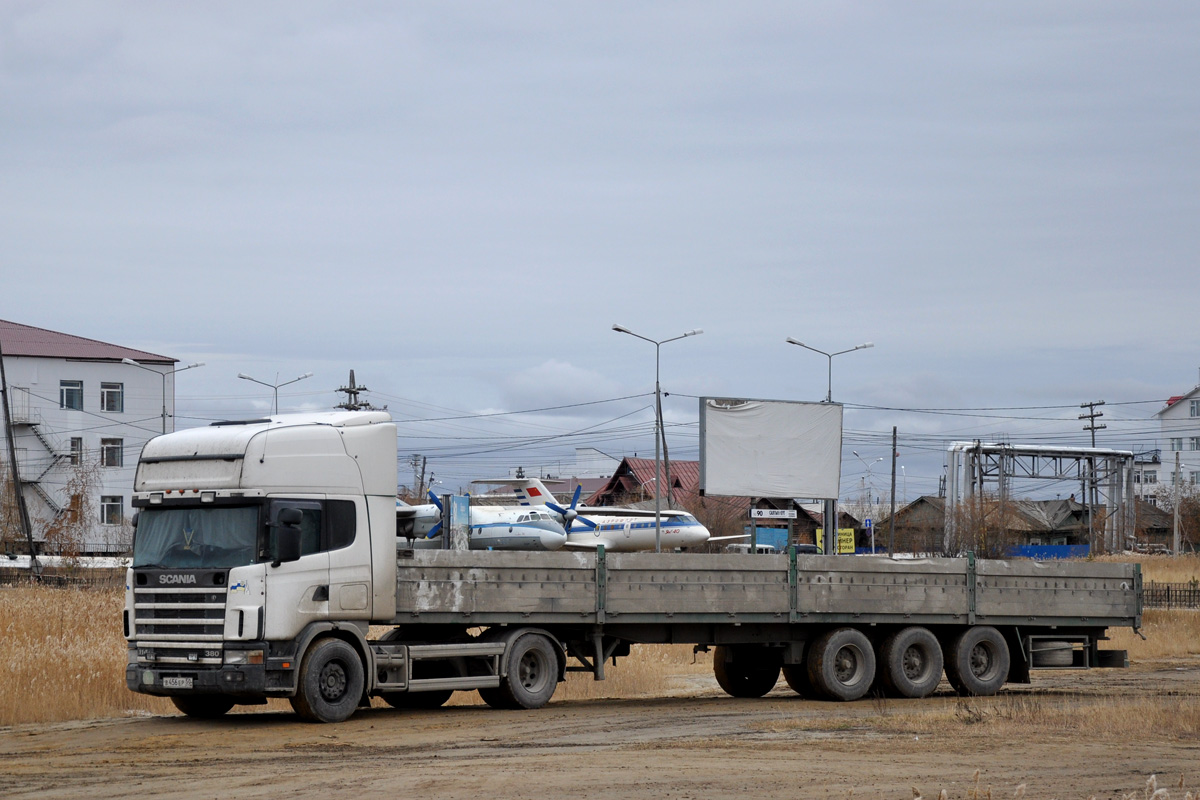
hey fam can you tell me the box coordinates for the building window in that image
[1192,472,1200,486]
[1170,438,1183,451]
[60,380,83,410]
[100,382,124,413]
[69,437,83,465]
[100,496,123,526]
[1144,471,1157,484]
[1192,400,1199,417]
[1191,437,1200,452]
[100,438,123,468]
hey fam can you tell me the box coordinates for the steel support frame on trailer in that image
[945,442,1135,554]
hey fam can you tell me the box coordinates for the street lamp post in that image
[852,451,883,552]
[785,337,874,555]
[237,372,314,415]
[121,358,205,434]
[612,324,703,553]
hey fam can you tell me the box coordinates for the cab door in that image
[263,499,330,641]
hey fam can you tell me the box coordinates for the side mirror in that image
[131,510,140,530]
[271,508,304,567]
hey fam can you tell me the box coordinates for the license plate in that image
[161,676,193,689]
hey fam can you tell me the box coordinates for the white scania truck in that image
[125,412,1142,722]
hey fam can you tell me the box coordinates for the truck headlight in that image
[223,649,264,665]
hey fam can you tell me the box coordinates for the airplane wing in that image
[470,477,561,506]
[563,540,608,550]
[706,534,751,542]
[574,507,679,519]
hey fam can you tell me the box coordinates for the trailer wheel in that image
[878,627,943,699]
[782,663,815,698]
[290,638,366,723]
[495,633,558,709]
[713,645,781,698]
[170,694,236,718]
[380,690,453,709]
[807,628,876,701]
[946,626,1009,696]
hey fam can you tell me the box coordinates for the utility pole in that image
[888,426,897,557]
[1080,401,1105,552]
[1079,401,1106,447]
[1174,451,1182,556]
[0,337,40,578]
[335,370,386,411]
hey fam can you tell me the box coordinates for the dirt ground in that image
[3,659,1199,800]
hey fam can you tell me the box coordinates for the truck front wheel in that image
[170,694,236,718]
[807,628,876,701]
[290,638,366,723]
[713,645,781,698]
[945,626,1009,696]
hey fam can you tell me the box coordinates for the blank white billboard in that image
[699,398,842,499]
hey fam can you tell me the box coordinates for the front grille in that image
[133,586,227,665]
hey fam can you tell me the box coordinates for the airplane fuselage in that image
[566,510,711,552]
[398,502,567,551]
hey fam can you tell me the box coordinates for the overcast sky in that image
[3,3,1198,500]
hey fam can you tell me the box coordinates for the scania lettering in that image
[125,412,1142,723]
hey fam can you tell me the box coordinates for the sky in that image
[3,2,1198,503]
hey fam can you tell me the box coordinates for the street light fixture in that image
[237,372,314,415]
[785,337,874,555]
[784,338,873,403]
[612,324,703,553]
[121,358,205,434]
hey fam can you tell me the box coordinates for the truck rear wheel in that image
[170,694,236,718]
[290,638,366,723]
[494,633,559,709]
[713,645,781,698]
[878,626,943,699]
[380,689,453,709]
[782,663,814,697]
[945,626,1009,696]
[807,628,876,701]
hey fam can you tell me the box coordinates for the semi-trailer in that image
[125,412,1141,722]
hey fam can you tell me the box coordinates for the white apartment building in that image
[1133,377,1200,505]
[1,320,180,554]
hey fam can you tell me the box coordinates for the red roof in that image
[0,319,175,364]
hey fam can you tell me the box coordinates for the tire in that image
[945,626,1010,697]
[380,689,454,709]
[1031,640,1074,668]
[170,694,236,719]
[494,634,559,709]
[878,627,944,699]
[290,638,366,723]
[807,628,876,702]
[782,663,814,698]
[478,686,517,709]
[713,645,781,698]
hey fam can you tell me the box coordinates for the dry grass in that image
[0,585,173,727]
[1095,552,1200,584]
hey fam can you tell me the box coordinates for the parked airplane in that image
[395,492,567,551]
[471,478,747,552]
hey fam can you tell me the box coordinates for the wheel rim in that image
[902,645,926,680]
[969,643,993,678]
[519,649,549,692]
[834,644,864,685]
[319,660,348,701]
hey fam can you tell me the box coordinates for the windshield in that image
[133,506,261,569]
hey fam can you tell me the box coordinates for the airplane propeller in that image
[425,490,443,539]
[546,485,596,532]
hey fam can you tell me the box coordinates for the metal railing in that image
[1144,581,1200,610]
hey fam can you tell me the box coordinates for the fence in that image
[1144,581,1200,610]
[0,567,125,588]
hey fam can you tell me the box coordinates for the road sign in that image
[865,518,872,528]
[751,508,797,519]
